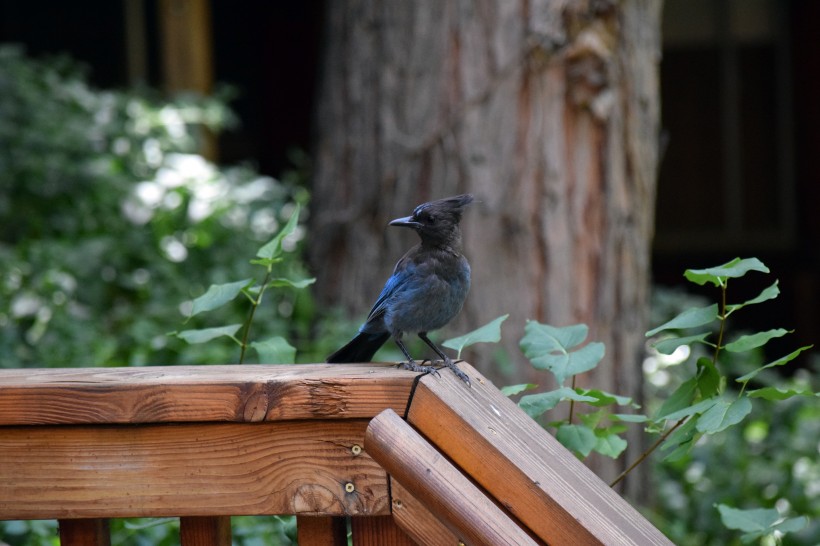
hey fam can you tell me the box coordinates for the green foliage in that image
[443,314,508,358]
[0,46,309,544]
[0,46,313,370]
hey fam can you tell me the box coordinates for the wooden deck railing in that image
[0,362,672,545]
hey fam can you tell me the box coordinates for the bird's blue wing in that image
[361,256,416,330]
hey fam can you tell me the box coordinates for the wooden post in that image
[180,516,231,546]
[350,515,416,546]
[58,519,110,546]
[296,516,347,546]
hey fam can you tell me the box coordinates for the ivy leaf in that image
[187,279,254,318]
[696,357,721,398]
[443,314,509,358]
[256,204,301,261]
[684,257,769,287]
[520,321,605,385]
[575,388,633,407]
[645,305,718,337]
[696,397,752,434]
[661,418,700,462]
[652,333,712,355]
[173,324,242,344]
[736,345,814,383]
[251,336,296,364]
[724,328,791,353]
[518,387,597,418]
[660,397,719,421]
[555,424,597,458]
[655,377,698,419]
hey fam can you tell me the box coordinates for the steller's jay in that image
[327,194,474,385]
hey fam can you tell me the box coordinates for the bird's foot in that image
[432,357,471,387]
[399,360,441,378]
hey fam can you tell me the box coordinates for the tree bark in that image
[311,0,661,491]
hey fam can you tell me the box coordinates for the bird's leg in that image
[394,336,440,377]
[418,332,471,386]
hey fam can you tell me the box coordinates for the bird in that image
[327,194,474,385]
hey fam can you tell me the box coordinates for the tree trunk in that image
[310,0,661,492]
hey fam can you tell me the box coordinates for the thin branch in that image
[610,416,689,488]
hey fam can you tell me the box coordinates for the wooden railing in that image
[0,362,672,545]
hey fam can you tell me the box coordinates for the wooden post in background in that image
[157,0,216,160]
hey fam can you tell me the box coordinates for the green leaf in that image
[173,324,242,344]
[575,388,633,407]
[652,333,712,355]
[696,357,721,398]
[256,204,301,260]
[724,328,790,352]
[501,383,537,396]
[187,279,254,318]
[268,277,316,289]
[520,321,605,385]
[443,314,509,358]
[519,387,597,418]
[645,304,719,337]
[660,397,719,421]
[661,418,700,462]
[555,424,597,458]
[725,280,779,313]
[715,504,807,542]
[655,377,698,419]
[251,336,296,364]
[696,397,752,434]
[736,345,814,383]
[612,413,649,423]
[747,386,819,401]
[684,257,769,287]
[594,432,628,458]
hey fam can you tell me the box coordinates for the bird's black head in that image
[389,194,474,248]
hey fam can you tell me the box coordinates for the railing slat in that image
[389,479,459,546]
[58,518,110,546]
[296,516,347,546]
[180,516,231,546]
[365,408,541,546]
[350,514,416,546]
[406,364,675,545]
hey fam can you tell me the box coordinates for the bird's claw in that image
[426,358,471,387]
[399,360,441,378]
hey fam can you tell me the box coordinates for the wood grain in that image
[407,363,674,545]
[389,479,459,546]
[365,409,540,546]
[0,364,415,425]
[350,515,416,546]
[0,419,389,520]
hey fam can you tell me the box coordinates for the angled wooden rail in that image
[0,363,672,545]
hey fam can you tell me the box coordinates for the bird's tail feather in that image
[326,332,390,363]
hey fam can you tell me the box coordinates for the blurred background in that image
[0,1,817,545]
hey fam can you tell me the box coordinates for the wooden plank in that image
[180,516,231,546]
[350,515,415,546]
[0,420,389,520]
[0,364,415,425]
[389,479,458,546]
[296,515,347,546]
[365,409,541,546]
[406,363,674,546]
[296,516,348,546]
[58,518,110,546]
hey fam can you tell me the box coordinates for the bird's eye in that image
[427,214,436,224]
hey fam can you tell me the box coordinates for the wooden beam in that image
[0,420,389,520]
[406,363,674,545]
[365,409,541,546]
[0,364,415,425]
[180,516,231,546]
[158,0,213,93]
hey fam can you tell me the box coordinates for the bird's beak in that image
[389,215,421,229]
